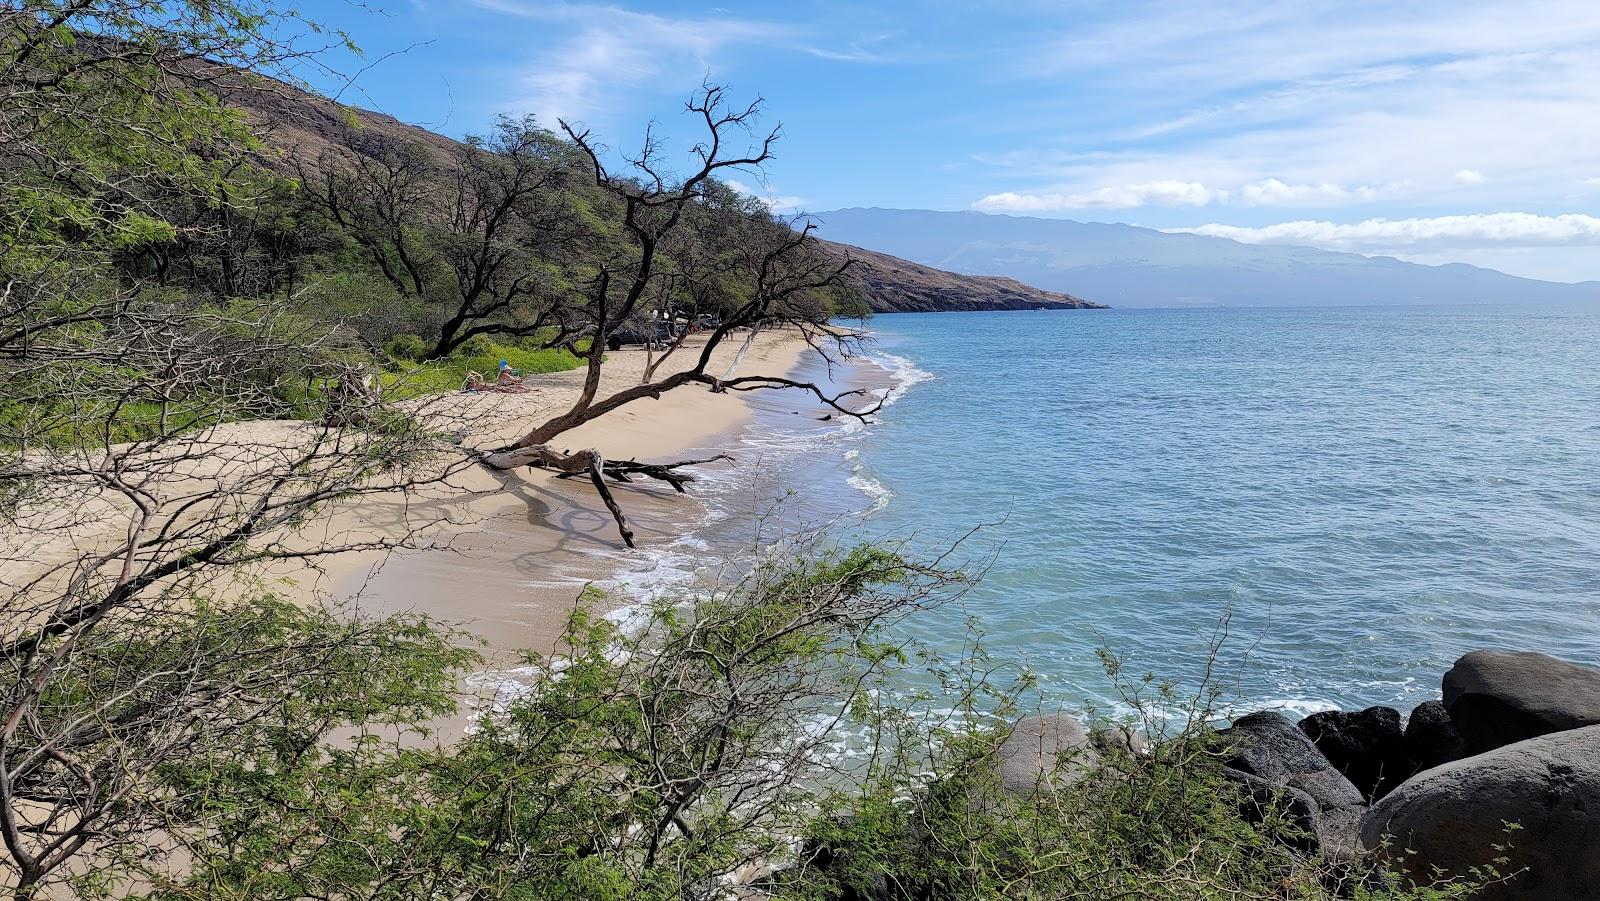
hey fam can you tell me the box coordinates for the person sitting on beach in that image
[463,369,530,394]
[495,360,529,392]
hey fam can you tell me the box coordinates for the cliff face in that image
[214,74,1102,313]
[819,241,1105,312]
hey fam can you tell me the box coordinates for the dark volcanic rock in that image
[1298,706,1409,800]
[1442,650,1600,754]
[1224,769,1322,852]
[1361,725,1600,900]
[1222,711,1366,854]
[996,712,1097,796]
[1404,700,1467,775]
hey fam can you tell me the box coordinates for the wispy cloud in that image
[1167,212,1600,251]
[469,1,794,124]
[971,178,1396,211]
[469,1,884,125]
[725,178,807,213]
[974,181,1221,212]
[978,1,1600,215]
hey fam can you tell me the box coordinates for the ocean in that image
[609,306,1600,720]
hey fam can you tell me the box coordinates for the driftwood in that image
[570,454,734,492]
[483,447,734,548]
[323,366,382,426]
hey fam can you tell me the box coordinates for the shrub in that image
[449,334,496,359]
[382,338,584,397]
[384,333,430,362]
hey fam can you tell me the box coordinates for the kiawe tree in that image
[300,115,581,360]
[480,84,879,547]
[636,179,768,384]
[0,4,482,896]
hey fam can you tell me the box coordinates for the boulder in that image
[1088,723,1147,758]
[1361,725,1600,900]
[1298,706,1409,800]
[995,712,1097,796]
[1224,769,1322,852]
[1442,650,1600,754]
[1404,700,1466,775]
[1221,711,1366,854]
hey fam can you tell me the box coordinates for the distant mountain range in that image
[813,208,1600,309]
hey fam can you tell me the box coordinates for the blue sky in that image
[288,1,1600,282]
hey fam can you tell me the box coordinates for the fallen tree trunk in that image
[482,369,880,549]
[483,448,736,548]
[557,454,734,493]
[484,445,634,547]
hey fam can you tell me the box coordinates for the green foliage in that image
[1,2,277,272]
[2,10,1493,900]
[102,541,1491,901]
[131,542,947,899]
[379,337,584,397]
[786,730,1294,899]
[824,282,874,320]
[383,332,430,362]
[773,672,1492,901]
[29,594,477,900]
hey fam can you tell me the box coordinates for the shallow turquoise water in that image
[840,306,1600,715]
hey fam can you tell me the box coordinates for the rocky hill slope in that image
[815,242,1102,312]
[211,74,1101,314]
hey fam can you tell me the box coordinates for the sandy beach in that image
[269,330,818,664]
[1,327,872,741]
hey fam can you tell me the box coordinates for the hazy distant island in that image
[815,207,1600,309]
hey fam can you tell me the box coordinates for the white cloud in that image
[1167,212,1600,251]
[971,178,1397,211]
[981,2,1600,216]
[471,1,796,124]
[1238,178,1382,206]
[973,181,1222,212]
[725,178,806,212]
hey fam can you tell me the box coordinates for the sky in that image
[287,0,1600,282]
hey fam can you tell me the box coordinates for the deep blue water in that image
[838,306,1600,716]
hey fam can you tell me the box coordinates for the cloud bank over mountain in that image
[813,208,1600,310]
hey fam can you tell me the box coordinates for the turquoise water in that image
[838,307,1600,716]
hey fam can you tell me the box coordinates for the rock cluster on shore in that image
[991,649,1600,899]
[1227,650,1600,899]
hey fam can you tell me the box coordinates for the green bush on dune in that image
[381,336,586,397]
[66,541,1483,901]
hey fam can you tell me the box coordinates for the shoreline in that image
[297,330,919,737]
[287,331,825,664]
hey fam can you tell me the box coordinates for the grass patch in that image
[0,339,587,450]
[382,340,585,398]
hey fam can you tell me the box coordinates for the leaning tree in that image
[480,84,880,547]
[299,116,583,360]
